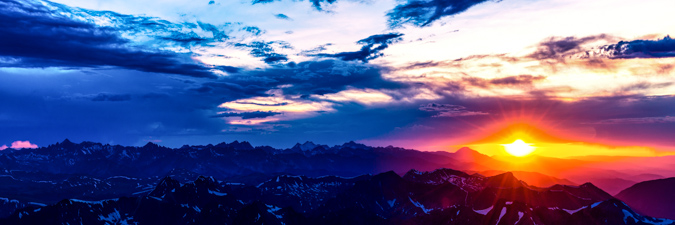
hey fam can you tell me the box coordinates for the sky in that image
[1,0,675,157]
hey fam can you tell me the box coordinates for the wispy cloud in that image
[419,103,488,117]
[387,0,499,27]
[590,116,675,125]
[313,33,403,62]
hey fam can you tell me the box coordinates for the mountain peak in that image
[194,175,217,187]
[339,141,369,150]
[454,147,481,155]
[58,138,76,148]
[485,171,525,188]
[291,141,321,151]
[143,142,160,148]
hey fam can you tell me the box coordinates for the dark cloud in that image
[531,35,675,60]
[589,116,675,125]
[529,34,615,60]
[387,0,498,28]
[463,75,546,88]
[275,14,292,20]
[600,35,675,59]
[0,0,238,78]
[314,33,403,62]
[419,103,488,117]
[211,111,283,119]
[218,60,406,96]
[91,93,132,102]
[235,41,290,64]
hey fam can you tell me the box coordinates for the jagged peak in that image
[142,142,160,148]
[339,141,369,150]
[157,176,180,186]
[403,169,424,176]
[216,140,253,150]
[291,141,322,151]
[194,175,217,186]
[55,138,77,147]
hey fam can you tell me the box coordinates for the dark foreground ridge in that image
[2,170,672,225]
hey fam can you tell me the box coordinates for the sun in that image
[502,139,536,157]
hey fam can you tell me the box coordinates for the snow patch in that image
[474,205,493,215]
[98,209,121,223]
[408,197,432,214]
[387,199,396,207]
[590,201,602,208]
[563,206,587,215]
[516,212,524,224]
[208,190,227,196]
[495,207,507,225]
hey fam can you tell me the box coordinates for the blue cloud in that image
[0,0,241,78]
[314,33,403,62]
[253,0,337,11]
[235,41,291,64]
[215,60,406,96]
[602,35,675,59]
[387,0,497,27]
[275,14,292,20]
[91,93,132,102]
[211,111,283,119]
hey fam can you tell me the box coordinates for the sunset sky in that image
[1,0,675,157]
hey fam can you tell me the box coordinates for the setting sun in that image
[502,139,536,157]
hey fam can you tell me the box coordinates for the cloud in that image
[316,88,394,105]
[598,35,675,59]
[419,103,488,117]
[0,0,240,78]
[529,34,616,60]
[387,0,499,28]
[531,35,675,61]
[91,93,132,102]
[0,140,38,150]
[217,88,334,124]
[590,116,675,125]
[211,111,283,119]
[214,60,405,96]
[252,0,337,11]
[314,33,403,62]
[275,14,292,20]
[235,41,291,64]
[463,75,546,88]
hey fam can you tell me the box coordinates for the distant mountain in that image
[0,139,460,180]
[616,177,675,220]
[477,170,577,187]
[3,170,671,225]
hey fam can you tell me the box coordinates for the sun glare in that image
[502,139,536,157]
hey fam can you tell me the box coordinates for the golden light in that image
[502,139,536,157]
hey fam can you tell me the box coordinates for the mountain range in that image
[0,140,674,224]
